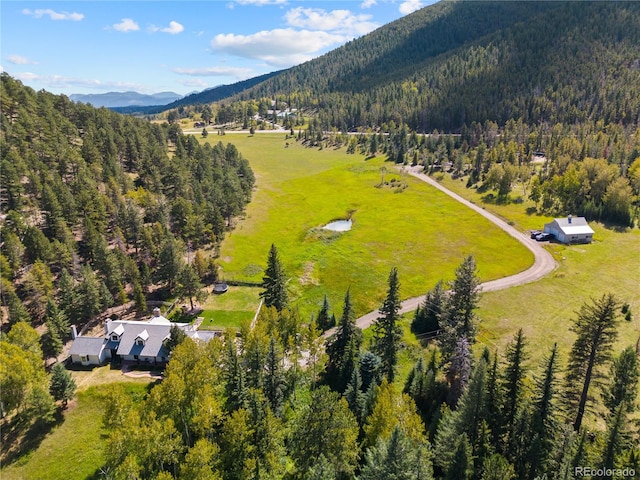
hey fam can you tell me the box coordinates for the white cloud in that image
[113,18,140,32]
[399,0,424,15]
[150,21,184,34]
[211,28,344,67]
[22,8,84,21]
[7,55,37,65]
[172,66,253,78]
[284,7,378,36]
[12,72,148,92]
[361,0,377,8]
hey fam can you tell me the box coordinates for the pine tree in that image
[445,434,474,480]
[316,294,333,331]
[359,426,434,480]
[359,350,382,393]
[343,366,366,425]
[600,404,629,474]
[481,454,515,480]
[264,336,285,416]
[502,329,529,442]
[372,267,403,383]
[324,289,362,391]
[176,263,207,311]
[224,334,248,411]
[485,351,504,449]
[411,280,445,335]
[438,256,481,361]
[164,324,187,354]
[446,336,472,405]
[435,358,488,473]
[527,343,560,480]
[290,386,360,478]
[565,293,621,431]
[49,362,76,407]
[602,346,639,416]
[260,244,288,312]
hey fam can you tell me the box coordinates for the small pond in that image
[322,219,352,232]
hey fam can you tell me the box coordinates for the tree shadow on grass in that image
[0,408,64,467]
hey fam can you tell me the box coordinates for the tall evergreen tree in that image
[485,351,504,449]
[324,289,362,391]
[527,343,560,480]
[565,293,621,431]
[502,329,529,441]
[372,267,403,383]
[438,255,481,361]
[176,263,208,310]
[49,362,76,407]
[264,336,285,417]
[343,366,366,425]
[411,280,445,335]
[260,244,288,312]
[435,358,489,473]
[359,426,434,480]
[224,334,248,411]
[602,346,639,416]
[445,434,474,480]
[446,336,472,405]
[289,386,360,478]
[600,404,630,475]
[316,294,334,331]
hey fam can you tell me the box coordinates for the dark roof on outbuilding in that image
[69,337,106,356]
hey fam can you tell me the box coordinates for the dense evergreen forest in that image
[0,72,254,351]
[233,1,640,132]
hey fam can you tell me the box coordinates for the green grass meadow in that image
[437,174,640,363]
[209,134,533,321]
[200,286,262,330]
[1,382,151,480]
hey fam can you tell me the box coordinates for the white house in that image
[68,308,205,367]
[544,215,594,244]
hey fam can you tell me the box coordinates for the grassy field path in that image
[327,165,557,335]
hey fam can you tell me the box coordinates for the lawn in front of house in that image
[199,286,262,330]
[209,134,533,322]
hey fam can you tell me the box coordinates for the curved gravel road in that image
[326,166,557,336]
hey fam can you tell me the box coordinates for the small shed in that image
[544,215,594,244]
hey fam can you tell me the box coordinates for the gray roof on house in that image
[115,323,171,358]
[69,336,106,356]
[186,330,221,342]
[547,216,594,235]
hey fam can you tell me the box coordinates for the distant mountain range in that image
[69,91,182,108]
[111,71,282,115]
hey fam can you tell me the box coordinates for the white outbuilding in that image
[543,215,594,244]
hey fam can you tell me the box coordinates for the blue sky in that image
[1,0,436,96]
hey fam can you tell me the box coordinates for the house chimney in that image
[71,325,78,339]
[153,307,161,317]
[568,214,572,224]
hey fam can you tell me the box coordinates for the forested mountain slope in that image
[0,73,254,334]
[235,1,640,131]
